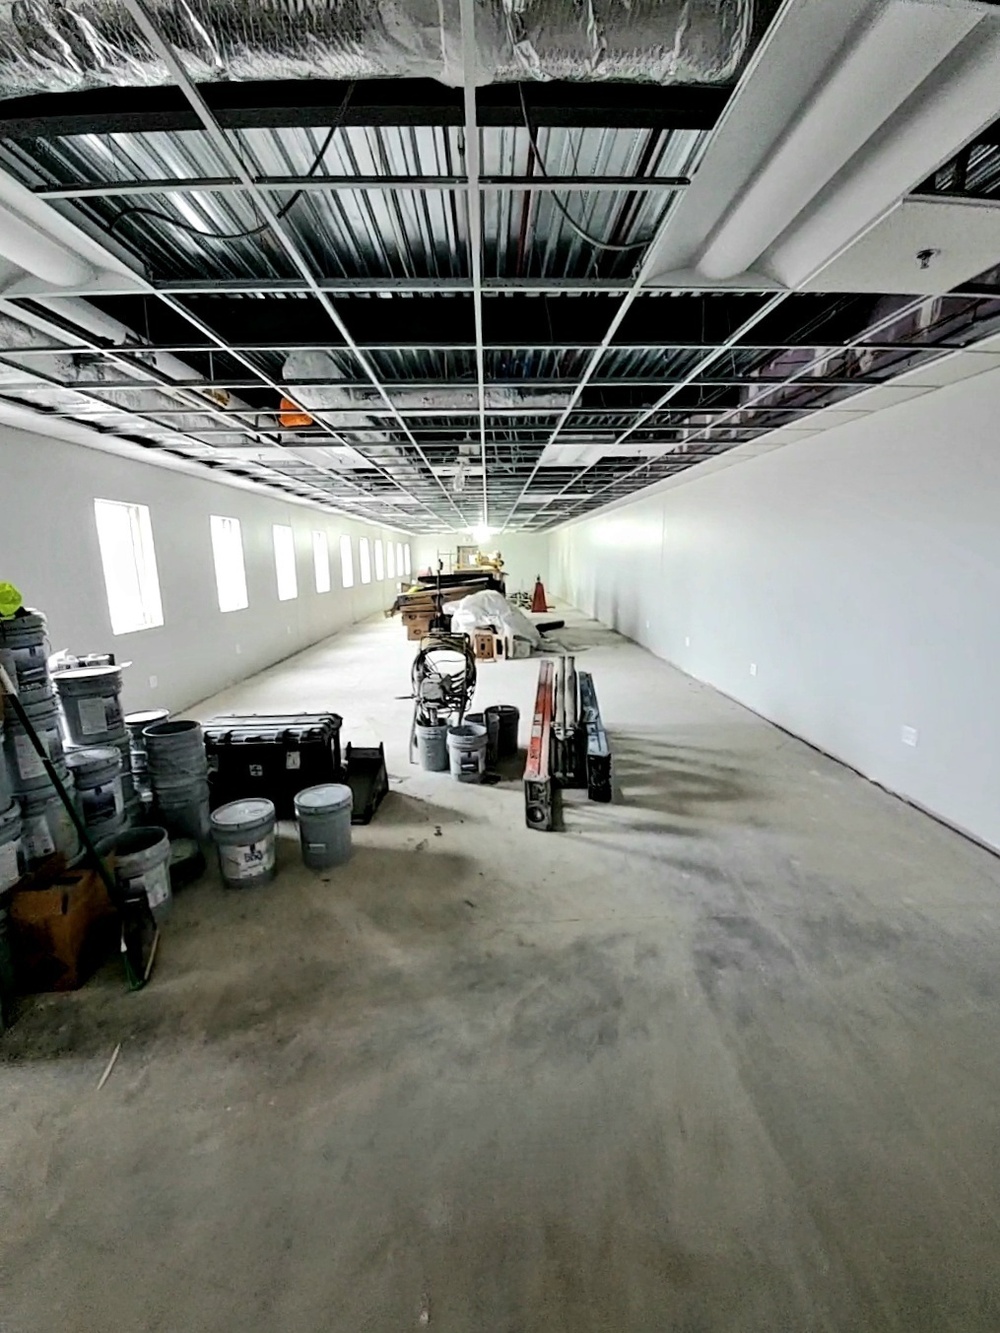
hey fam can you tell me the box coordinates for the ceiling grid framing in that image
[0,1,994,532]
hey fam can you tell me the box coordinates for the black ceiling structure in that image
[0,1,997,533]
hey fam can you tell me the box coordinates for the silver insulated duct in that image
[0,0,753,100]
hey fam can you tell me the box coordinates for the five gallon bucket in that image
[20,784,80,868]
[112,825,172,921]
[126,709,169,789]
[145,720,209,840]
[0,611,50,686]
[414,722,449,772]
[486,704,520,759]
[0,802,23,892]
[66,747,125,841]
[447,722,488,784]
[3,692,65,793]
[294,783,353,869]
[55,665,126,746]
[0,723,11,812]
[210,798,277,889]
[465,711,499,768]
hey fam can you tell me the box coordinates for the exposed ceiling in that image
[0,0,997,535]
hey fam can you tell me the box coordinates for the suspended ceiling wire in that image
[518,86,655,254]
[104,83,355,242]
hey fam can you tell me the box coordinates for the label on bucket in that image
[221,839,275,882]
[132,862,170,912]
[80,779,124,823]
[23,813,55,861]
[13,727,60,780]
[0,839,20,891]
[77,696,123,737]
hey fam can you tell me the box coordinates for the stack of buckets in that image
[415,703,519,784]
[0,610,80,874]
[54,660,136,850]
[143,719,211,842]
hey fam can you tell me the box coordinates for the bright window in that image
[396,543,404,578]
[340,535,354,588]
[359,537,372,584]
[374,539,385,580]
[313,531,331,593]
[209,515,248,613]
[404,543,412,575]
[387,541,396,579]
[272,525,298,601]
[93,499,164,635]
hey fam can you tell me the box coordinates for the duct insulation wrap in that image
[0,312,249,446]
[0,0,753,100]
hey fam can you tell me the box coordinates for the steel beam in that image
[34,174,691,200]
[0,79,727,141]
[459,0,488,529]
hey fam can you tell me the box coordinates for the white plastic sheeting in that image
[444,588,542,647]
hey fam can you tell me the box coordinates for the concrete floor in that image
[3,609,1000,1330]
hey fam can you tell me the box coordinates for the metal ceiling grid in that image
[0,11,996,532]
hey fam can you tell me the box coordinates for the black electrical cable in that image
[518,85,656,254]
[105,82,355,242]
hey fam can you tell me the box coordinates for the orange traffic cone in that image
[531,576,548,613]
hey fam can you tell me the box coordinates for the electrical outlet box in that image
[235,643,242,655]
[749,662,757,677]
[901,725,918,747]
[149,675,158,689]
[684,636,691,648]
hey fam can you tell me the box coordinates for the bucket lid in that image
[125,709,170,726]
[0,802,20,833]
[66,746,120,774]
[56,664,124,684]
[211,797,275,829]
[294,783,353,814]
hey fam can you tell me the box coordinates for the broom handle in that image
[0,663,124,912]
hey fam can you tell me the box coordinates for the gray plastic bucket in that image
[0,611,50,686]
[155,778,211,841]
[0,802,23,891]
[210,797,277,889]
[112,825,172,921]
[294,783,353,869]
[3,692,65,793]
[486,704,520,759]
[465,711,499,767]
[66,746,125,840]
[447,722,488,783]
[55,665,126,746]
[414,722,449,772]
[144,719,207,785]
[20,785,80,868]
[126,709,168,783]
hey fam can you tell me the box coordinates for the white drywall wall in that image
[551,363,1000,852]
[0,424,413,714]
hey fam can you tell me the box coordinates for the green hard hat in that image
[0,582,24,618]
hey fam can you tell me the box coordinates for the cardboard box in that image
[9,866,116,992]
[473,631,498,662]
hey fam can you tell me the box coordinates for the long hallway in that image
[3,610,1000,1330]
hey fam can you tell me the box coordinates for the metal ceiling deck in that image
[0,29,997,532]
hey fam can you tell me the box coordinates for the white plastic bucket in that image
[0,611,50,686]
[447,723,488,784]
[3,693,65,794]
[20,786,80,868]
[0,802,23,891]
[55,665,126,746]
[210,797,277,888]
[66,746,125,840]
[113,825,172,921]
[414,722,449,772]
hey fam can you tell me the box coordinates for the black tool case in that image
[203,713,343,817]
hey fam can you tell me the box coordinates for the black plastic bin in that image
[203,713,343,818]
